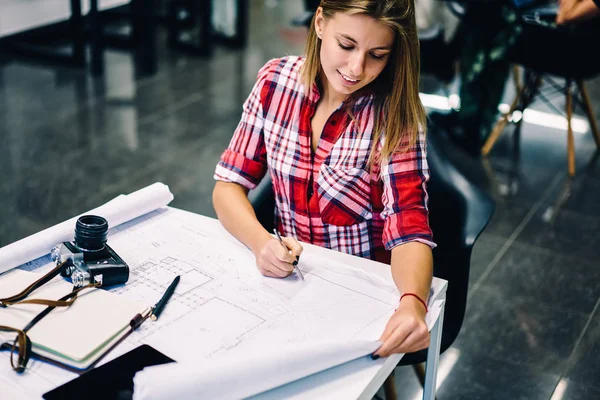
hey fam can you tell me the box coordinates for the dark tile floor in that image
[1,1,599,399]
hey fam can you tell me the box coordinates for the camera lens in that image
[74,215,108,251]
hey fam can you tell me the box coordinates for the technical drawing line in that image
[308,271,396,306]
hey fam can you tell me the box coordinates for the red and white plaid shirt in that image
[215,56,434,263]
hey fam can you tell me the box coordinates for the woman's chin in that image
[332,82,359,97]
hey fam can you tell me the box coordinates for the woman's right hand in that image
[254,235,303,278]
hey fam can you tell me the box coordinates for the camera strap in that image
[0,262,100,372]
[0,261,66,307]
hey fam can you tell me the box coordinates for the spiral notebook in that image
[0,270,150,371]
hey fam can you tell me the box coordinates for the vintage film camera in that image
[51,215,129,288]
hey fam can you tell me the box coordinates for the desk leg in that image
[423,302,445,400]
[70,0,85,66]
[89,0,104,76]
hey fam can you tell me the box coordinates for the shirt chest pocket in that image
[316,165,373,226]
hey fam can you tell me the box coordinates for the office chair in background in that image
[481,9,600,177]
[248,121,496,399]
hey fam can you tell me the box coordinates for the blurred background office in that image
[0,0,599,399]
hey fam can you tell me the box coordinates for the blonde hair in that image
[301,0,426,166]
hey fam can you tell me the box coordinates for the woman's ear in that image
[314,7,324,39]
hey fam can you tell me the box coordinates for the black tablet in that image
[43,345,175,400]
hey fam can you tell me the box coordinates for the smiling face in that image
[314,9,395,102]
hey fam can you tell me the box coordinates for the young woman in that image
[213,0,434,358]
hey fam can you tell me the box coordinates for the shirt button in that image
[308,187,314,197]
[330,120,336,126]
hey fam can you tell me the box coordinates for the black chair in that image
[248,121,495,399]
[482,12,600,177]
[385,122,496,399]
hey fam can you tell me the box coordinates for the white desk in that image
[0,0,129,38]
[0,207,447,400]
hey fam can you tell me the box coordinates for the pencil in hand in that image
[273,229,305,281]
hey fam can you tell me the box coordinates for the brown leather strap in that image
[0,261,67,306]
[0,326,31,373]
[3,298,79,307]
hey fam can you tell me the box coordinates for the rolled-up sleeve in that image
[380,129,436,250]
[213,61,274,189]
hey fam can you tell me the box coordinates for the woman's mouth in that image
[337,70,360,86]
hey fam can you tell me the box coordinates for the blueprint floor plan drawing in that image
[106,208,401,363]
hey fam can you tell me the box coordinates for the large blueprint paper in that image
[2,207,445,399]
[0,182,174,275]
[105,209,400,358]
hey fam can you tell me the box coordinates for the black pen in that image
[273,229,304,281]
[150,275,180,321]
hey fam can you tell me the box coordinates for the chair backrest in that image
[510,12,600,80]
[248,121,495,365]
[400,124,495,364]
[248,178,276,233]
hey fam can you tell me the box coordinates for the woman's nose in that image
[348,53,365,78]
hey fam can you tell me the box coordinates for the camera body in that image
[51,215,129,288]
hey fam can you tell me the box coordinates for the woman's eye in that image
[370,53,386,61]
[337,43,353,51]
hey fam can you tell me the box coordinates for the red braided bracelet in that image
[400,293,428,313]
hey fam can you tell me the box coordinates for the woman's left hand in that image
[373,296,429,358]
